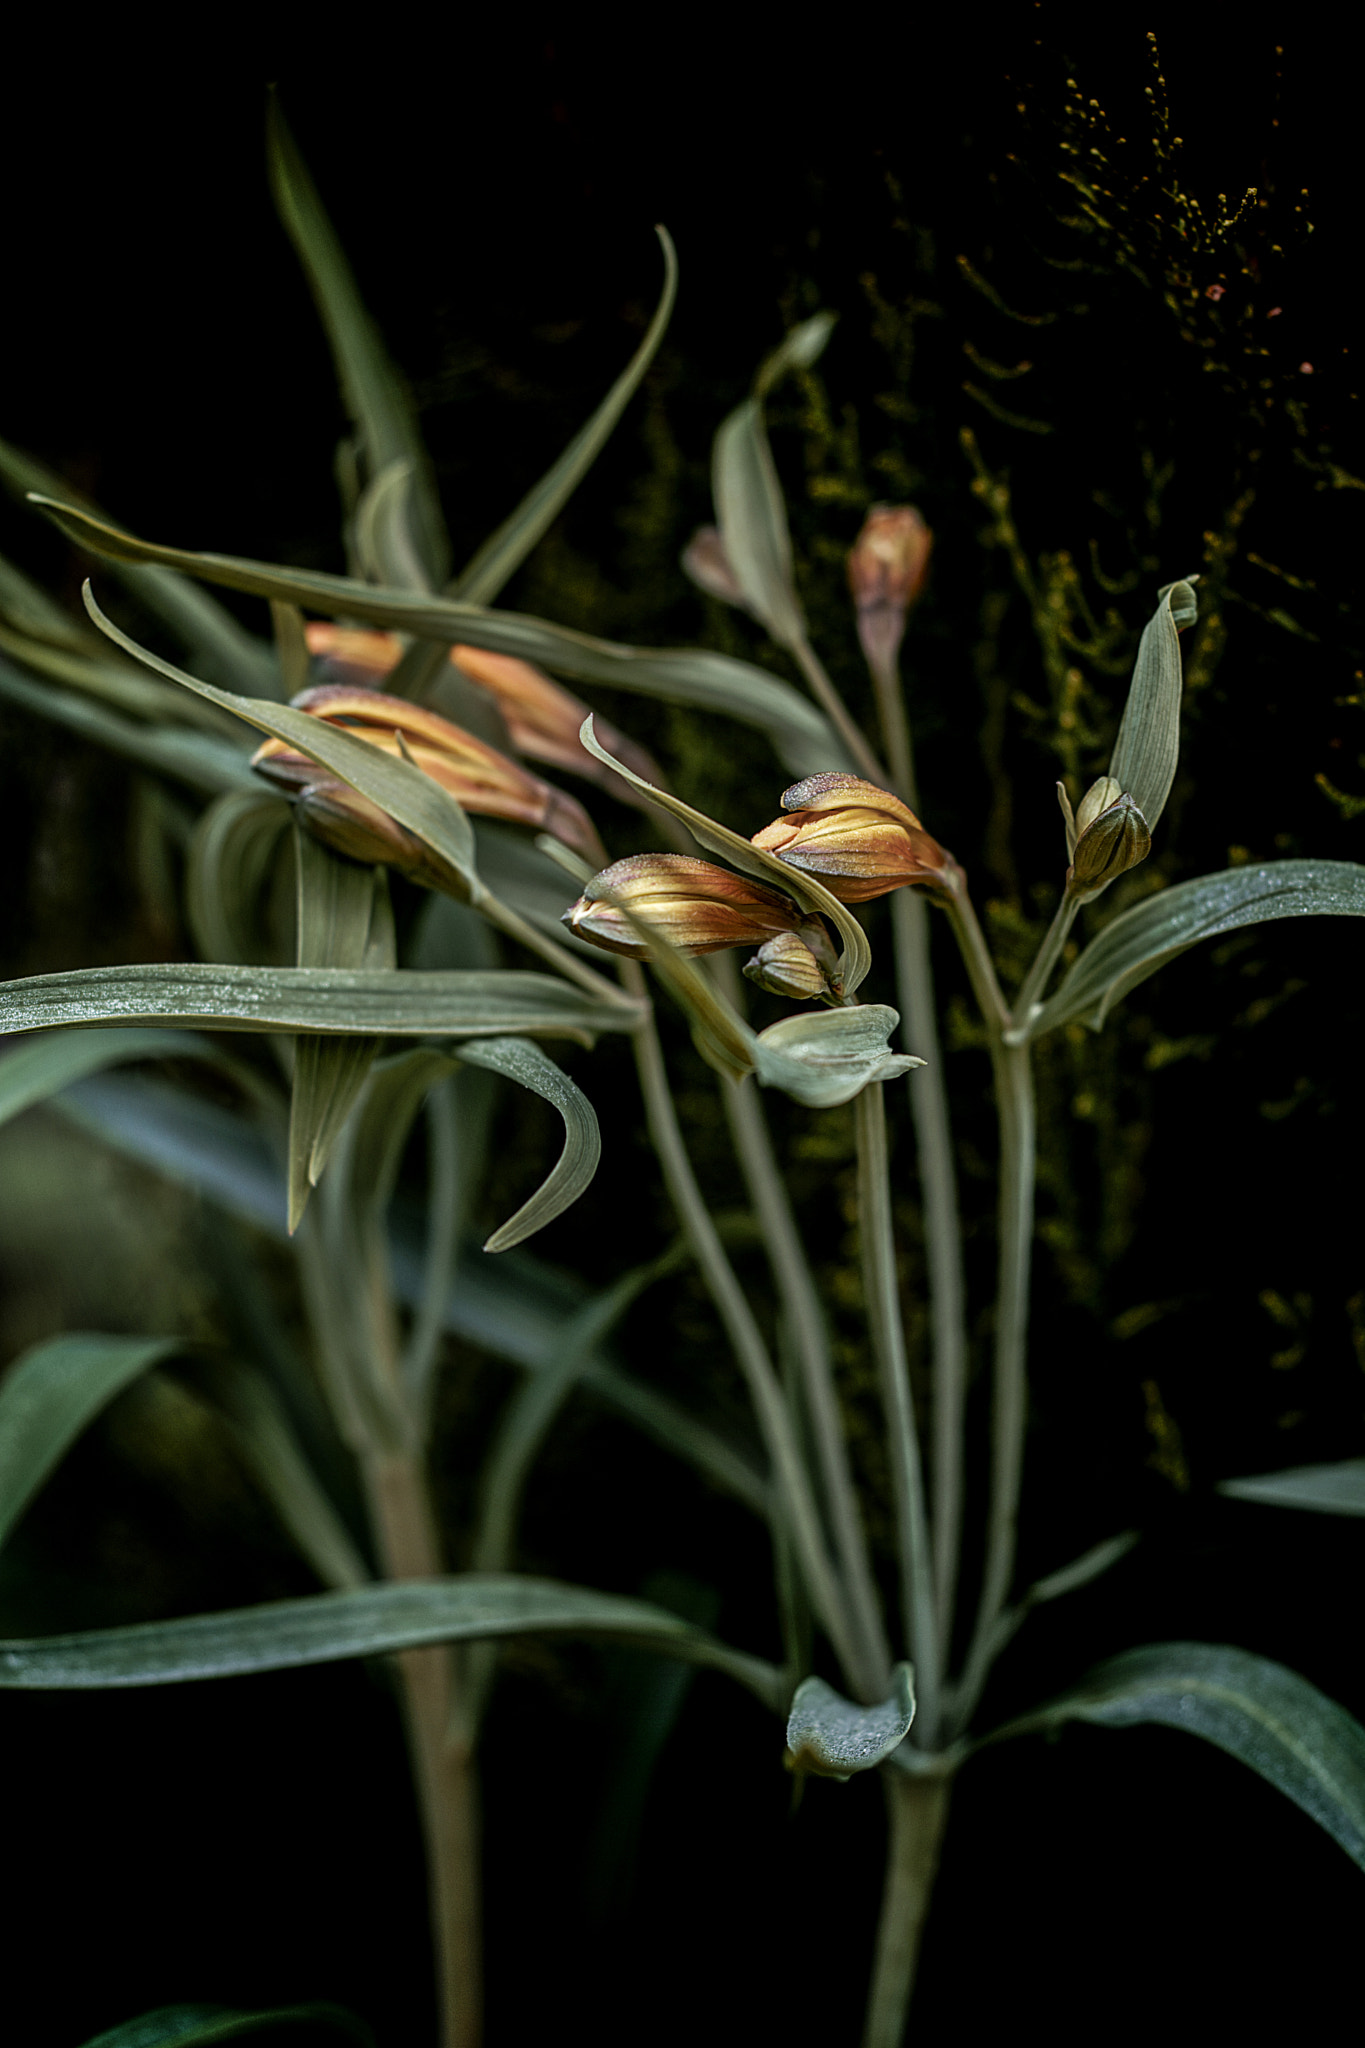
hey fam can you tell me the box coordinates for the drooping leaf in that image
[267,96,449,587]
[457,1037,602,1250]
[30,497,848,774]
[80,586,480,898]
[0,1575,785,1708]
[993,1641,1365,1871]
[785,1662,916,1780]
[0,655,258,796]
[1031,860,1365,1037]
[1107,578,1197,831]
[451,228,679,606]
[1219,1460,1365,1516]
[0,1332,179,1554]
[185,792,294,966]
[79,2002,373,2046]
[0,961,637,1042]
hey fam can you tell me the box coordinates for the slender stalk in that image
[789,630,889,785]
[866,643,971,1667]
[954,1036,1035,1736]
[717,1059,891,1701]
[402,1075,461,1433]
[1004,891,1079,1041]
[625,967,862,1687]
[855,1083,940,1746]
[861,1772,953,2048]
[365,1452,481,2048]
[476,885,641,1008]
[890,888,968,1668]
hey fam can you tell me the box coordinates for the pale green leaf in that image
[185,792,293,966]
[210,1363,370,1591]
[1107,578,1198,831]
[0,1575,785,1708]
[79,2003,372,2046]
[456,1037,601,1251]
[0,961,638,1041]
[0,655,258,796]
[785,1662,915,1779]
[1031,860,1365,1036]
[29,496,848,774]
[267,96,449,587]
[713,398,803,646]
[0,1332,178,1553]
[0,1026,208,1128]
[753,1006,923,1109]
[752,311,837,400]
[1219,1460,1365,1516]
[451,228,679,606]
[994,1641,1365,1871]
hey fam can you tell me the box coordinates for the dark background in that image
[2,15,1363,2044]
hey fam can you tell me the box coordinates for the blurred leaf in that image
[714,400,803,647]
[1219,1460,1365,1516]
[0,656,258,795]
[785,1662,915,1780]
[451,228,678,606]
[0,1026,209,1129]
[79,2003,373,2046]
[209,1362,371,1590]
[186,792,294,966]
[1031,860,1365,1037]
[578,712,871,995]
[0,431,281,698]
[0,961,638,1041]
[1108,578,1197,831]
[288,835,393,1230]
[0,1575,785,1707]
[30,496,848,774]
[267,96,449,587]
[457,1037,601,1251]
[81,586,480,898]
[351,460,431,592]
[994,1642,1365,1871]
[751,310,837,400]
[0,1332,179,1554]
[0,611,240,734]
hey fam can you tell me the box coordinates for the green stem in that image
[861,1772,953,2048]
[855,1083,940,1747]
[890,888,968,1670]
[475,885,641,1008]
[1004,892,1078,1042]
[717,1056,891,1702]
[789,630,889,784]
[954,1036,1035,1736]
[625,967,861,1687]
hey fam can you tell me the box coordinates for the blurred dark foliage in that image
[2,16,1363,2045]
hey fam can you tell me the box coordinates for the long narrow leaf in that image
[0,657,258,795]
[0,1575,785,1708]
[1219,1460,1365,1516]
[81,2004,372,2046]
[0,961,636,1041]
[457,1037,601,1250]
[30,497,847,773]
[991,1641,1365,1871]
[1107,579,1197,830]
[0,1333,178,1553]
[0,1026,208,1128]
[1031,859,1365,1037]
[451,229,679,605]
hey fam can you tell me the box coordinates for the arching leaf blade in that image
[456,1036,602,1250]
[0,1332,179,1554]
[1108,578,1198,830]
[786,1663,915,1780]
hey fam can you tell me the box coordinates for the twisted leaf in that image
[786,1662,916,1779]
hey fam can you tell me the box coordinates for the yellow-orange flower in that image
[750,773,950,903]
[252,684,604,872]
[563,854,816,959]
[847,505,932,676]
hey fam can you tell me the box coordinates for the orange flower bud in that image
[562,854,812,959]
[742,927,839,1003]
[303,623,664,794]
[1066,789,1151,901]
[252,684,605,871]
[847,505,932,675]
[750,773,951,904]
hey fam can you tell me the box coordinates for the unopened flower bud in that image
[847,505,932,676]
[743,925,841,1003]
[1066,790,1151,900]
[681,525,749,610]
[562,854,807,958]
[253,685,605,875]
[750,773,951,904]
